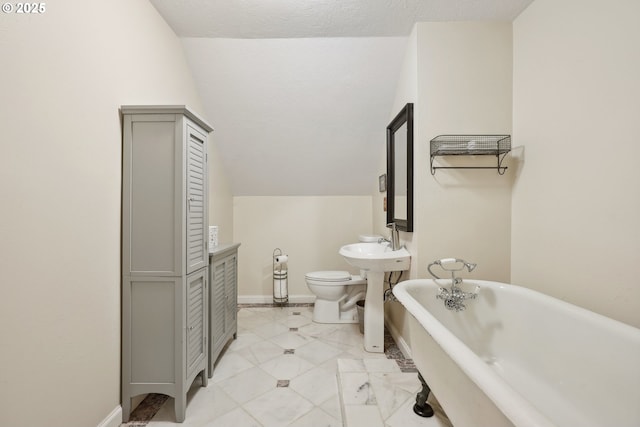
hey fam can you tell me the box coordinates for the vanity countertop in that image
[209,242,241,257]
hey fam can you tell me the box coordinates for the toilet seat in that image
[305,271,352,282]
[305,271,366,286]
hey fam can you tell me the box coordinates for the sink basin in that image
[339,242,410,272]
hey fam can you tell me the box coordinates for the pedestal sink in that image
[339,242,410,352]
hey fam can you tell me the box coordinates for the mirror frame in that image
[386,103,414,232]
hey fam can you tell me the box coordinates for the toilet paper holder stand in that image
[273,248,289,306]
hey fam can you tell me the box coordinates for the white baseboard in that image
[97,405,122,427]
[238,294,316,304]
[385,319,412,360]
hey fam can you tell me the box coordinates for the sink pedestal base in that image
[363,271,384,353]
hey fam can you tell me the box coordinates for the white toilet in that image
[305,270,367,323]
[305,235,379,324]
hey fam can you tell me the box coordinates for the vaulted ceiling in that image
[150,0,534,196]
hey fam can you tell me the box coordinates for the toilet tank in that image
[358,234,381,243]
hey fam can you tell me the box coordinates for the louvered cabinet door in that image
[186,269,207,379]
[224,254,238,331]
[209,258,227,371]
[185,122,208,275]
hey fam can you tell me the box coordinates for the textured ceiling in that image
[181,37,407,196]
[150,0,534,38]
[150,0,534,196]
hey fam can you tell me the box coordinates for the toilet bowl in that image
[305,270,367,324]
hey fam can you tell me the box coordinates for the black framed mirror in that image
[386,103,413,232]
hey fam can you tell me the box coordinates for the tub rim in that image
[394,279,558,427]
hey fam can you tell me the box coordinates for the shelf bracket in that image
[430,151,509,175]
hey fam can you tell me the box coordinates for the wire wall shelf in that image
[430,135,511,175]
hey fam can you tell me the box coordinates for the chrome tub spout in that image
[427,258,479,311]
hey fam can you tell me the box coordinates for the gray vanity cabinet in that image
[121,106,213,423]
[208,243,240,376]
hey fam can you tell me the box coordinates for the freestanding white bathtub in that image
[393,279,640,427]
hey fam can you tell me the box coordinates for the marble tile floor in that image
[122,304,451,427]
[337,359,452,427]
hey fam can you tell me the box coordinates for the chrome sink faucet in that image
[379,222,401,250]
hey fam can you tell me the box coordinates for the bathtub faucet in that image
[427,258,478,311]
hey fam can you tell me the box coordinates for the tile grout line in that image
[123,303,417,426]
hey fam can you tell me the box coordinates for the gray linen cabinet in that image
[121,105,213,423]
[208,243,240,376]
